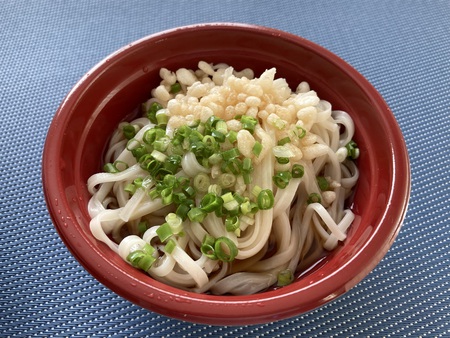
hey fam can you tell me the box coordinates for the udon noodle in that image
[87,61,359,295]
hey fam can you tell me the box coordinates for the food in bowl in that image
[87,61,360,295]
[42,23,410,325]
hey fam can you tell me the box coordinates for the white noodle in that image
[87,61,359,295]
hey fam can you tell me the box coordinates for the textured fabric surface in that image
[1,1,449,336]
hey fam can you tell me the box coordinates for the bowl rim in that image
[42,22,411,325]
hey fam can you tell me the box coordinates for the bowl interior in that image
[43,24,410,325]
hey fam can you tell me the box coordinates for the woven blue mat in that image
[1,1,449,336]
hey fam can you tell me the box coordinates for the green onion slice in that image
[201,234,217,260]
[214,237,238,262]
[317,176,329,191]
[187,207,206,222]
[277,269,294,286]
[156,222,173,242]
[273,171,292,189]
[291,164,304,178]
[252,141,263,157]
[200,193,223,213]
[307,192,322,204]
[225,215,240,232]
[164,239,177,254]
[165,213,183,234]
[122,124,136,140]
[193,173,210,192]
[257,189,274,210]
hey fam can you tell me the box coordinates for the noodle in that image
[87,61,360,295]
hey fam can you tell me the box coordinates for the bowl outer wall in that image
[42,23,410,325]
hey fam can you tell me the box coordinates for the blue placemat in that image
[1,1,449,336]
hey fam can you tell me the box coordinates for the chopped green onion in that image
[251,185,262,198]
[142,176,154,189]
[233,193,245,204]
[146,102,163,124]
[148,188,159,200]
[183,185,196,198]
[225,215,240,232]
[215,120,228,134]
[126,243,156,271]
[252,141,263,157]
[277,269,294,286]
[127,250,155,271]
[164,239,177,254]
[223,200,239,212]
[127,251,142,266]
[133,177,144,188]
[242,173,251,185]
[160,187,173,205]
[276,157,290,164]
[240,200,258,215]
[242,157,252,171]
[137,221,148,235]
[173,192,187,205]
[273,171,292,189]
[291,164,305,178]
[273,145,294,159]
[218,173,236,189]
[317,176,329,191]
[164,154,182,174]
[277,137,291,146]
[172,125,191,146]
[222,191,239,211]
[208,184,222,196]
[221,148,240,161]
[214,237,238,262]
[240,116,258,133]
[294,126,306,139]
[202,134,216,146]
[156,222,173,242]
[140,254,156,270]
[114,160,128,172]
[124,183,137,195]
[143,127,165,145]
[307,192,321,204]
[141,156,161,174]
[165,213,183,234]
[201,234,217,260]
[224,158,242,175]
[257,189,274,210]
[193,173,211,192]
[345,140,360,159]
[153,136,170,152]
[240,214,255,227]
[141,243,155,256]
[200,193,223,213]
[122,124,136,140]
[103,162,119,173]
[211,130,226,143]
[151,149,167,163]
[221,192,234,204]
[131,145,147,160]
[208,153,222,165]
[162,174,177,188]
[205,116,220,129]
[177,176,190,188]
[156,110,168,126]
[176,203,191,221]
[226,130,238,144]
[170,82,182,94]
[187,207,206,222]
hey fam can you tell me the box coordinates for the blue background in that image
[1,1,449,336]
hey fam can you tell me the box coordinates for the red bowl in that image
[42,23,410,325]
